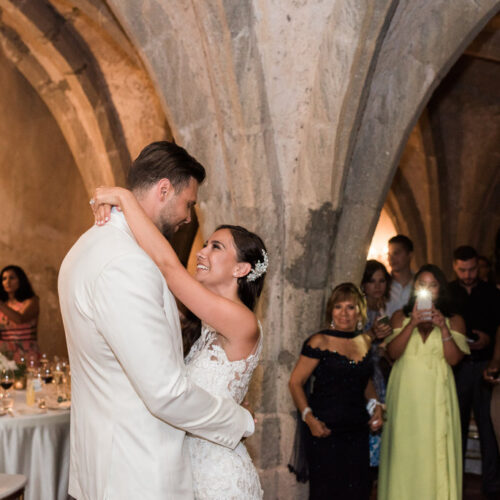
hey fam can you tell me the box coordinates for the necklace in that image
[320,329,358,339]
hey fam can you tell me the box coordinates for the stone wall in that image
[0,51,91,357]
[104,2,499,496]
[386,39,500,277]
[0,1,499,498]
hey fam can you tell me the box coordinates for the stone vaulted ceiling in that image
[0,1,499,497]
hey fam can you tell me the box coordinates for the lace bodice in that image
[185,322,264,499]
[185,322,263,404]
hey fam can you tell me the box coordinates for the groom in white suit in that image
[58,142,254,499]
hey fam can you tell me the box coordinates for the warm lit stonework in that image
[0,1,498,497]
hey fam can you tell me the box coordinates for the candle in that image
[14,379,24,390]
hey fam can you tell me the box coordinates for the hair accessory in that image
[246,250,269,282]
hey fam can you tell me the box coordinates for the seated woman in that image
[288,283,383,500]
[378,264,469,500]
[0,265,40,363]
[360,260,393,476]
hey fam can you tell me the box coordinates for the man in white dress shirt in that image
[385,234,414,318]
[59,142,254,500]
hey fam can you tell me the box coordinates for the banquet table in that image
[0,389,70,500]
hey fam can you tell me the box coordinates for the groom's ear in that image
[157,178,174,201]
[233,262,252,279]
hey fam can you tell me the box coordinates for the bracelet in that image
[442,336,453,342]
[366,398,379,416]
[301,406,313,422]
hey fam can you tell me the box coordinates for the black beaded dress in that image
[302,330,373,500]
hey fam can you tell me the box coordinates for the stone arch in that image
[383,113,443,270]
[331,0,500,284]
[379,19,500,275]
[387,168,428,268]
[13,2,496,497]
[0,0,130,193]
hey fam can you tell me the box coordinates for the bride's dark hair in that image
[216,224,267,311]
[180,224,267,355]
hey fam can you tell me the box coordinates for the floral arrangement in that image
[0,352,17,372]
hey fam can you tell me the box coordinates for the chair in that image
[0,474,27,500]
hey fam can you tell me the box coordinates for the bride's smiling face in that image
[195,229,249,287]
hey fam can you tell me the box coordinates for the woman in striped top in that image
[0,265,40,363]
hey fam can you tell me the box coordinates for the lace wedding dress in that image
[185,323,264,500]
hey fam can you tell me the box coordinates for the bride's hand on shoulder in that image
[91,187,131,225]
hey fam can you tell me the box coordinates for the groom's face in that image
[157,177,198,239]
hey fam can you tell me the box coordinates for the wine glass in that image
[40,353,48,369]
[1,368,15,398]
[60,358,69,375]
[27,354,38,376]
[41,365,53,385]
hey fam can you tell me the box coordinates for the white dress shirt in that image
[386,277,414,318]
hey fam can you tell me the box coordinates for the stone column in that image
[103,1,500,496]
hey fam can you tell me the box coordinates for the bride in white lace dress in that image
[185,322,263,498]
[91,187,266,499]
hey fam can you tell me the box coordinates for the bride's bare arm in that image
[92,187,258,342]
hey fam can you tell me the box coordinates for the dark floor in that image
[370,474,499,499]
[464,474,500,500]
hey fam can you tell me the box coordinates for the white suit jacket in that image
[58,211,252,500]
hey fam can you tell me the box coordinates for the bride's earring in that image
[330,320,335,329]
[357,319,363,331]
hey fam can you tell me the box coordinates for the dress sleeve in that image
[383,316,411,345]
[450,330,470,354]
[446,318,470,355]
[301,339,324,359]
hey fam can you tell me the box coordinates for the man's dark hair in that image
[388,234,414,253]
[453,245,478,262]
[127,141,206,192]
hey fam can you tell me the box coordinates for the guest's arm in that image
[289,338,330,438]
[386,309,416,360]
[0,297,39,324]
[371,319,393,340]
[364,379,383,431]
[434,310,466,366]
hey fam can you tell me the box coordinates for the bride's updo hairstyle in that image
[217,225,267,311]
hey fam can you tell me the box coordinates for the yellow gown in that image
[378,317,470,500]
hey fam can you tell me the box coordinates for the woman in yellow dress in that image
[378,264,470,500]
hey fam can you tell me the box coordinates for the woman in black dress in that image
[289,283,383,499]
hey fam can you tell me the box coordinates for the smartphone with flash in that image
[416,289,432,321]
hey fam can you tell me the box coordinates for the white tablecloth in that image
[0,390,70,500]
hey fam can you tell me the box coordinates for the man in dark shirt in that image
[450,245,500,497]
